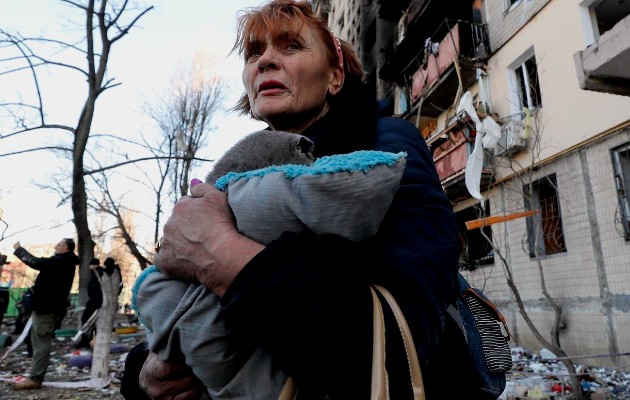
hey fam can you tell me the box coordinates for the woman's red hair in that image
[231,0,364,117]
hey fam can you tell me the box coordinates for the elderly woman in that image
[125,0,462,399]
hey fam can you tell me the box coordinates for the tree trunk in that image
[73,105,97,307]
[91,269,121,381]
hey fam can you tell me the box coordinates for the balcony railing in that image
[427,111,494,201]
[574,14,630,97]
[400,19,489,118]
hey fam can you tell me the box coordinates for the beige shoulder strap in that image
[372,284,426,400]
[370,285,389,399]
[280,286,425,400]
[278,376,298,400]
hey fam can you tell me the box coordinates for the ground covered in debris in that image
[0,313,140,400]
[0,312,629,399]
[504,347,630,399]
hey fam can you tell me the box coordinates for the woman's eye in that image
[286,42,301,50]
[246,51,262,62]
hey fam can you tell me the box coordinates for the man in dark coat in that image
[75,258,102,349]
[11,238,78,390]
[75,257,123,349]
[103,257,124,296]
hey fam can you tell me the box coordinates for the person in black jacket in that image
[14,288,34,356]
[75,258,102,349]
[76,257,123,349]
[11,238,78,390]
[127,1,461,399]
[85,258,104,321]
[103,257,124,295]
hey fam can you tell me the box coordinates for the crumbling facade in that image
[316,0,630,367]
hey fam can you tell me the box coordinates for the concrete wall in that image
[408,0,630,366]
[462,1,630,361]
[484,0,630,171]
[327,0,361,48]
[484,0,550,53]
[323,0,630,366]
[466,125,630,366]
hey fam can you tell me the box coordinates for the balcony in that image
[427,112,494,202]
[379,0,475,78]
[574,6,630,97]
[399,19,489,119]
[376,0,412,21]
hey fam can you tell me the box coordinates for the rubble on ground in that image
[0,312,143,400]
[1,311,629,399]
[504,346,630,399]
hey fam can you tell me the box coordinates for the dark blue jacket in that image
[222,101,461,398]
[14,247,78,316]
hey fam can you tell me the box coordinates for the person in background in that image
[103,257,124,292]
[76,257,123,349]
[75,258,102,349]
[103,257,124,307]
[14,287,34,357]
[125,0,462,398]
[12,238,78,390]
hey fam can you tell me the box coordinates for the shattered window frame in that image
[524,174,567,257]
[611,143,630,240]
[503,0,521,13]
[457,201,494,271]
[507,48,543,117]
[515,55,542,110]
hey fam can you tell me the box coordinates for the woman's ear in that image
[328,65,345,96]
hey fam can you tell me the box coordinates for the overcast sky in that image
[0,0,267,253]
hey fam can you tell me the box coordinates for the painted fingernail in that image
[191,178,202,186]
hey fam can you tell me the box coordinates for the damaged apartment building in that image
[313,0,630,366]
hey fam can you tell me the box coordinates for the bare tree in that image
[0,1,155,388]
[78,132,214,261]
[90,170,152,270]
[143,52,226,203]
[90,263,121,382]
[84,53,227,270]
[0,208,7,243]
[0,1,153,306]
[131,126,178,248]
[472,107,586,399]
[0,208,8,266]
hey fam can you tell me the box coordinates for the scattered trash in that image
[114,326,137,334]
[54,328,78,338]
[0,312,143,400]
[1,313,630,400]
[67,354,93,368]
[502,346,630,399]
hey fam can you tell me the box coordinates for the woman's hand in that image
[153,181,264,297]
[139,352,202,400]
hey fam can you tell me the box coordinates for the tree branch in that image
[83,155,213,175]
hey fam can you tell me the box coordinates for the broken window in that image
[457,201,494,271]
[611,143,630,240]
[592,0,630,37]
[524,174,566,257]
[507,49,542,117]
[515,54,542,110]
[503,0,520,12]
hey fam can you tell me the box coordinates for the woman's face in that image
[242,24,343,132]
